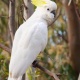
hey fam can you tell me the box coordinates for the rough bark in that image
[8,0,16,45]
[62,0,80,73]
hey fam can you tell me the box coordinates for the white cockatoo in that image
[8,0,57,80]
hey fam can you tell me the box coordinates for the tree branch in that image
[0,43,61,80]
[32,60,60,80]
[20,5,26,21]
[0,15,9,18]
[57,33,68,43]
[61,0,80,73]
[0,43,11,54]
[22,0,28,10]
[9,0,16,44]
[1,0,9,7]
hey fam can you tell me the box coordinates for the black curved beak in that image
[51,10,56,17]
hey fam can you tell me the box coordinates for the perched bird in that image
[8,0,57,80]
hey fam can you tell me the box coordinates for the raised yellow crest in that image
[31,0,47,7]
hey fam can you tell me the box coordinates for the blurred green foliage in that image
[0,54,9,80]
[0,0,80,80]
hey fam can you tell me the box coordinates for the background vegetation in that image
[0,0,80,80]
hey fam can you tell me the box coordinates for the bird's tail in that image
[8,77,15,80]
[8,76,22,80]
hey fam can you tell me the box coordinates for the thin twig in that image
[9,0,15,43]
[57,33,68,43]
[0,15,9,18]
[20,4,26,21]
[21,0,29,21]
[32,60,60,80]
[22,0,28,10]
[0,43,11,54]
[68,0,72,6]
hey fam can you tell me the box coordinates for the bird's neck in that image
[30,10,53,26]
[27,12,48,26]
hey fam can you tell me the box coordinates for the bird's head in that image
[32,0,57,25]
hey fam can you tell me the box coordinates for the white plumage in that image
[8,0,57,80]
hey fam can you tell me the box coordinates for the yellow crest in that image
[31,0,47,7]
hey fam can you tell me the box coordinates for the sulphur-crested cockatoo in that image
[8,0,57,80]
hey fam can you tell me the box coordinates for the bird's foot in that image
[32,60,38,68]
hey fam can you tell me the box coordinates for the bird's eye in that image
[47,8,50,11]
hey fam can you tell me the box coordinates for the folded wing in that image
[9,22,48,78]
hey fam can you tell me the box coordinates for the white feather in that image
[8,1,57,79]
[9,21,48,78]
[8,76,22,80]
